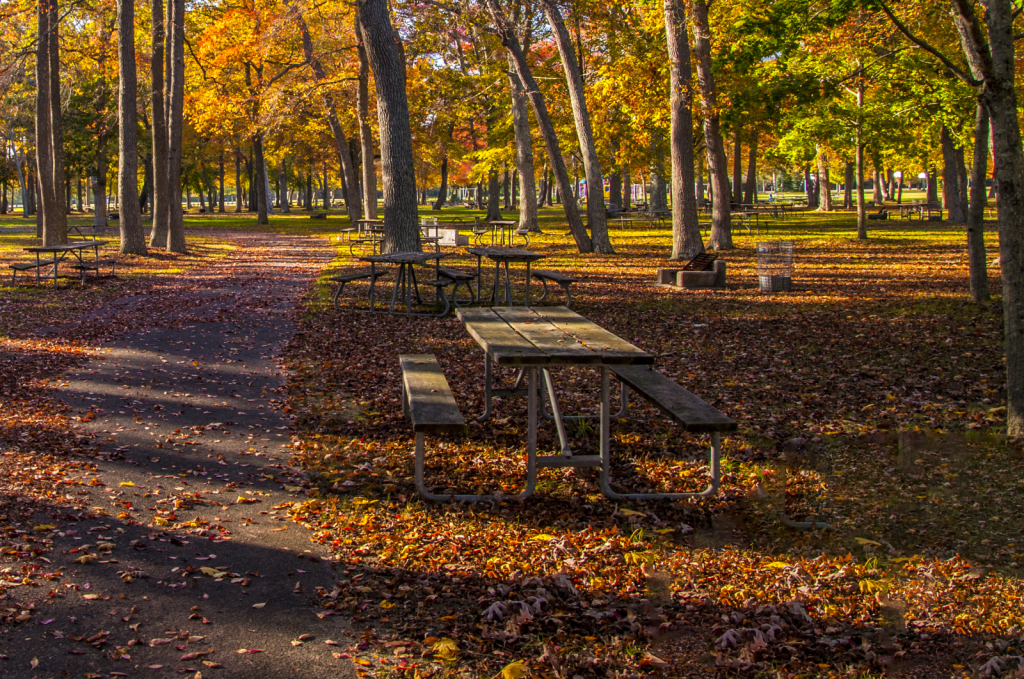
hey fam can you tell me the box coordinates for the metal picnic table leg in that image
[491,261,500,303]
[525,261,531,307]
[52,252,59,287]
[478,351,492,422]
[369,262,377,310]
[389,265,404,313]
[35,252,41,285]
[542,368,571,457]
[475,255,482,303]
[503,261,512,306]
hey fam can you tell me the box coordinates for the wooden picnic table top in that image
[465,247,545,263]
[486,220,518,226]
[358,251,453,265]
[457,306,653,367]
[25,240,109,253]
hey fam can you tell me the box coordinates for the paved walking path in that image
[1,233,357,678]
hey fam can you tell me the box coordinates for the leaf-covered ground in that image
[2,208,1023,678]
[279,209,1024,678]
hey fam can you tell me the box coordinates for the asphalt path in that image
[0,233,358,678]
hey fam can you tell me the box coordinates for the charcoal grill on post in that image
[757,241,793,292]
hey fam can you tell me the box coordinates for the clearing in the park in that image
[1,0,1023,677]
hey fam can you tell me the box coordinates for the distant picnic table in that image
[358,250,453,315]
[465,246,546,306]
[15,240,112,286]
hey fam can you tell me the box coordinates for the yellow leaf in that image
[33,524,55,532]
[499,661,528,679]
[855,538,881,546]
[200,567,226,578]
[353,658,371,666]
[618,508,646,517]
[120,481,135,487]
[433,637,459,661]
[764,561,790,569]
[380,600,395,609]
[152,517,170,526]
[252,602,266,609]
[530,534,556,541]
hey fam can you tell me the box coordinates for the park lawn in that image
[280,209,1023,678]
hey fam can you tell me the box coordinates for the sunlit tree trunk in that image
[355,18,378,221]
[665,0,701,260]
[691,0,731,249]
[357,0,420,252]
[967,102,990,302]
[539,0,611,253]
[743,132,758,204]
[483,0,591,252]
[165,0,186,252]
[731,132,742,206]
[508,62,538,232]
[117,0,146,255]
[149,0,168,246]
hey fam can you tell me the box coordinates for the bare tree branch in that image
[875,0,980,86]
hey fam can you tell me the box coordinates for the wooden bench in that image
[9,257,67,283]
[69,258,118,283]
[329,270,390,309]
[437,268,477,306]
[338,227,358,241]
[310,212,328,220]
[605,364,737,500]
[401,354,487,502]
[531,270,579,308]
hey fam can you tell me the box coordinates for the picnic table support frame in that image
[414,366,538,501]
[597,369,723,499]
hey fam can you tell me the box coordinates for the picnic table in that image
[399,306,735,501]
[465,246,545,306]
[359,250,453,314]
[20,240,111,286]
[354,218,383,236]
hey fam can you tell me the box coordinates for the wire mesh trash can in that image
[757,241,794,292]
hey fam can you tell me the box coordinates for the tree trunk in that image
[508,63,538,232]
[117,0,146,254]
[817,147,832,212]
[502,167,510,209]
[843,161,853,208]
[35,0,64,245]
[434,156,448,211]
[942,126,967,222]
[94,145,108,227]
[483,0,591,252]
[691,0,731,249]
[926,167,938,205]
[149,0,168,246]
[305,171,312,209]
[622,166,630,209]
[354,17,378,221]
[665,0,701,260]
[650,157,668,211]
[486,168,502,220]
[731,131,742,206]
[322,165,331,209]
[356,0,420,251]
[856,122,867,239]
[233,148,242,212]
[279,158,290,213]
[967,102,990,302]
[252,135,269,224]
[743,132,758,204]
[804,165,815,208]
[872,161,883,204]
[165,0,186,252]
[218,152,225,212]
[539,0,611,253]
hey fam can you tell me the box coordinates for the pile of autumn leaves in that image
[278,230,1022,678]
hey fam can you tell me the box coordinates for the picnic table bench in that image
[329,269,391,309]
[530,270,579,307]
[402,307,737,502]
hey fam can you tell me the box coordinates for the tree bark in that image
[434,156,448,211]
[486,168,502,220]
[856,120,867,239]
[35,0,64,245]
[843,161,853,208]
[508,61,538,232]
[731,131,742,206]
[622,166,630,209]
[218,151,225,212]
[356,0,420,252]
[117,0,146,255]
[665,0,701,260]
[354,17,378,221]
[804,165,815,208]
[165,0,186,252]
[149,0,169,246]
[691,0,731,249]
[234,148,243,212]
[252,135,269,224]
[817,146,832,211]
[279,158,290,213]
[743,132,758,204]
[539,0,611,253]
[967,102,990,302]
[483,0,591,252]
[942,126,967,222]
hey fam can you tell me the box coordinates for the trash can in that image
[757,241,793,292]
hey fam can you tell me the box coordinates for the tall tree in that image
[354,18,378,221]
[879,0,1024,436]
[690,0,731,249]
[149,0,169,247]
[117,0,146,255]
[165,0,186,252]
[539,0,612,253]
[35,0,67,245]
[665,0,701,260]
[966,103,989,302]
[482,0,592,252]
[357,0,420,252]
[508,63,538,233]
